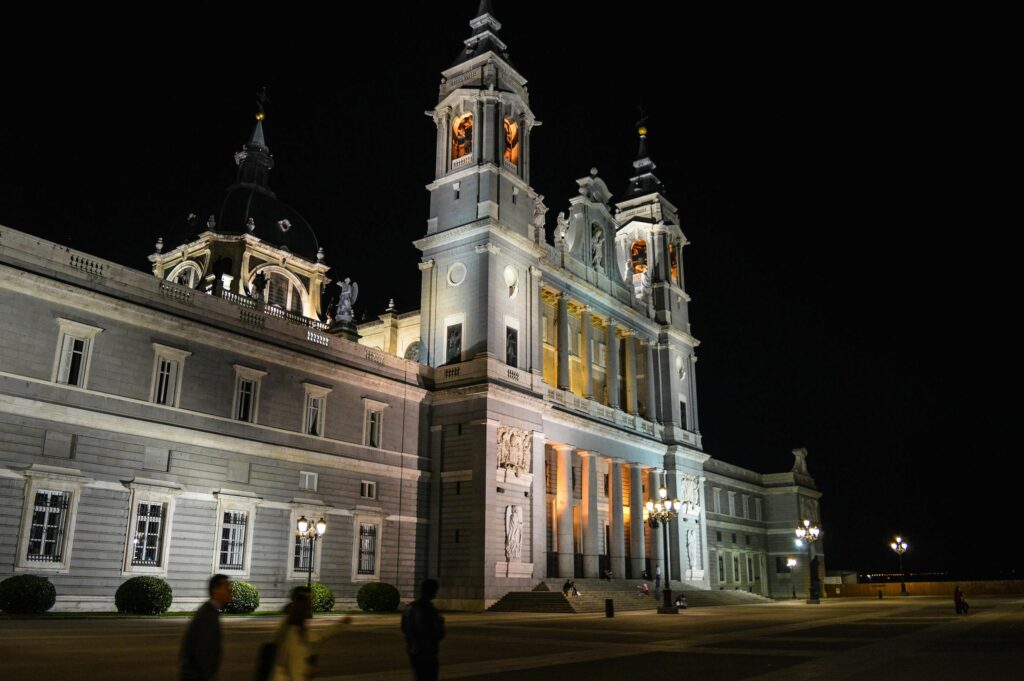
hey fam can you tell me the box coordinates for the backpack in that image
[254,641,277,681]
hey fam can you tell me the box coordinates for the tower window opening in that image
[452,113,473,160]
[504,117,520,166]
[630,240,648,273]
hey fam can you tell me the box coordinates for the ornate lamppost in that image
[646,486,682,614]
[890,536,908,596]
[296,515,327,589]
[787,558,798,599]
[794,519,821,604]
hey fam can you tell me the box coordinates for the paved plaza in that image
[1,596,1021,680]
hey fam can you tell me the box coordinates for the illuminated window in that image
[504,117,520,165]
[669,242,680,284]
[630,240,648,273]
[452,113,473,160]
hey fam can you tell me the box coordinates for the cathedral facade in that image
[0,4,823,611]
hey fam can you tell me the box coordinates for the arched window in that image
[167,261,202,288]
[669,241,680,284]
[452,113,473,160]
[404,340,421,362]
[630,240,648,273]
[255,270,304,314]
[503,117,519,165]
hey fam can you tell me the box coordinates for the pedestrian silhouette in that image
[401,579,445,681]
[180,574,231,681]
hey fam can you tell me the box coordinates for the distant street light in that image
[795,519,822,604]
[787,558,798,598]
[890,536,908,596]
[646,486,682,614]
[296,515,327,589]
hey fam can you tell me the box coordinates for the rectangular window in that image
[755,498,762,521]
[360,481,377,499]
[219,511,248,570]
[742,495,750,519]
[776,557,791,574]
[306,396,324,436]
[57,336,88,386]
[294,535,312,570]
[716,531,722,542]
[680,400,687,428]
[603,473,609,497]
[733,555,741,583]
[237,379,255,421]
[505,326,518,368]
[446,323,463,364]
[365,409,382,448]
[131,502,166,567]
[731,533,737,544]
[717,554,725,581]
[745,534,751,545]
[747,556,754,581]
[713,488,721,514]
[299,471,318,492]
[592,339,607,368]
[26,490,70,562]
[154,358,178,406]
[358,523,377,575]
[728,491,736,516]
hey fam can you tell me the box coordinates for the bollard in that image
[605,598,614,618]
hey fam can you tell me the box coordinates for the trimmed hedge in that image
[224,580,260,614]
[115,576,173,615]
[356,582,401,612]
[0,575,56,615]
[310,583,335,613]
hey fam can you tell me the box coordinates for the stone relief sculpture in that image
[496,426,532,477]
[334,278,358,325]
[686,529,699,568]
[505,505,523,561]
[799,496,819,523]
[679,474,701,515]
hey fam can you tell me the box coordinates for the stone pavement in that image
[1,596,1019,680]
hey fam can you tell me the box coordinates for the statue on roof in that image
[335,278,359,325]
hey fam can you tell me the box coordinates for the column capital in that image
[551,443,575,453]
[418,259,435,271]
[577,450,599,458]
[621,328,637,338]
[529,266,543,277]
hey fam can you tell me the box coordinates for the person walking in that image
[180,574,232,681]
[654,565,662,597]
[270,587,352,681]
[401,579,445,681]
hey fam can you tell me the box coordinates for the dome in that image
[216,182,320,261]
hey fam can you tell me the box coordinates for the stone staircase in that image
[487,578,774,613]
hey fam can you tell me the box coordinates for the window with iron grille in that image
[294,535,313,571]
[27,490,69,562]
[219,511,248,570]
[131,502,166,566]
[358,523,377,575]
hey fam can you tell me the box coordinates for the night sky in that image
[0,5,1012,579]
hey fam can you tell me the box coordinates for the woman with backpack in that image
[260,587,351,681]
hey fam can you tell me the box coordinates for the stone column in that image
[624,331,638,415]
[555,445,575,577]
[580,451,600,578]
[648,468,664,583]
[531,432,547,579]
[473,99,482,164]
[557,293,570,390]
[529,268,542,377]
[606,320,620,408]
[629,463,647,578]
[434,108,451,178]
[645,339,658,422]
[608,458,626,578]
[581,307,593,399]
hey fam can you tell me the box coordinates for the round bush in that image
[0,575,56,615]
[115,576,173,615]
[310,582,335,613]
[224,580,260,614]
[356,582,401,612]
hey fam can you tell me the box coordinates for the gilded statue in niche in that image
[504,117,519,165]
[496,426,532,476]
[452,112,473,160]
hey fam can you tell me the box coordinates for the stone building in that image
[0,3,823,611]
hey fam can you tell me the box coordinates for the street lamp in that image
[645,485,682,614]
[296,515,327,589]
[786,558,798,599]
[890,536,908,596]
[794,519,822,604]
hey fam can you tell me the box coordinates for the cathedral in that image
[0,3,823,611]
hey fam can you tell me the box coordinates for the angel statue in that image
[335,278,359,325]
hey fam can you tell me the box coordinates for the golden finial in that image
[638,126,648,137]
[255,111,265,122]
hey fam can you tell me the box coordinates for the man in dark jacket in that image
[180,574,232,681]
[401,579,445,681]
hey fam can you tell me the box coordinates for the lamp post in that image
[786,558,798,599]
[794,519,821,604]
[296,515,327,589]
[645,485,682,614]
[890,536,908,596]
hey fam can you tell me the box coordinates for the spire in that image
[623,109,666,199]
[452,0,510,66]
[233,88,275,192]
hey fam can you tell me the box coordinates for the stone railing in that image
[451,154,473,170]
[543,385,663,441]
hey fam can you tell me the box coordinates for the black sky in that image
[0,4,1013,578]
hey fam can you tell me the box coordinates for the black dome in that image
[217,183,320,261]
